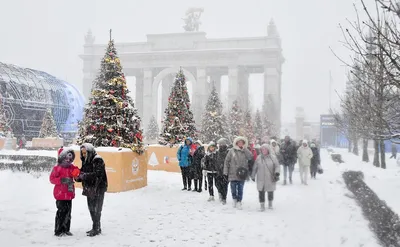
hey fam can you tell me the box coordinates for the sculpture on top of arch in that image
[182,7,204,32]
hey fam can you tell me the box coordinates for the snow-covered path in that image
[0,151,379,247]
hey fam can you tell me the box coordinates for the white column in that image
[210,73,222,96]
[143,69,153,127]
[264,66,281,132]
[161,74,174,115]
[194,67,207,124]
[238,68,249,111]
[228,66,238,108]
[82,71,95,100]
[135,73,144,118]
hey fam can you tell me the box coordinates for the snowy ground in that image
[0,150,380,247]
[332,148,400,217]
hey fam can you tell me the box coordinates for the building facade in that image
[79,20,284,130]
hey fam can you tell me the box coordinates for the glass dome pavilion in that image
[0,62,85,139]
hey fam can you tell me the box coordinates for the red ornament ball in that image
[109,90,115,94]
[92,100,96,105]
[107,128,114,133]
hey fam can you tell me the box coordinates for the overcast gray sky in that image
[0,0,365,122]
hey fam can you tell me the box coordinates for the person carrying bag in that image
[251,144,280,211]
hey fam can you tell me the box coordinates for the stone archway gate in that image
[80,21,284,130]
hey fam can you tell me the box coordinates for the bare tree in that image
[333,0,400,168]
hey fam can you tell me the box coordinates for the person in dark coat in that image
[203,142,218,201]
[192,140,205,192]
[215,138,230,205]
[247,142,258,180]
[76,143,108,237]
[390,143,398,159]
[310,143,321,179]
[280,136,297,185]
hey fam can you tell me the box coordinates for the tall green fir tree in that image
[76,31,144,154]
[146,115,159,141]
[228,100,244,141]
[254,109,263,142]
[242,110,255,143]
[39,108,58,138]
[0,99,11,136]
[159,68,197,145]
[201,83,225,143]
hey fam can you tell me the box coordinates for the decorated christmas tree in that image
[38,108,58,138]
[159,68,197,145]
[76,30,144,154]
[242,110,255,143]
[0,99,11,137]
[146,115,159,141]
[201,83,226,143]
[254,109,263,142]
[228,100,244,141]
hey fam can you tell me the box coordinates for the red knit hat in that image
[57,147,64,156]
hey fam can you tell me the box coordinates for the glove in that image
[71,168,80,178]
[61,177,73,184]
[77,173,86,181]
[202,170,207,177]
[274,173,280,182]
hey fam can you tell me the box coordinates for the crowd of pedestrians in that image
[177,135,322,211]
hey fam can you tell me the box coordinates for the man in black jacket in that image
[76,143,108,237]
[280,136,297,185]
[215,138,230,205]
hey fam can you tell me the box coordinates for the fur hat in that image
[194,140,203,146]
[217,138,229,146]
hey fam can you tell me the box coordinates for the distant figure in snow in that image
[177,137,195,191]
[247,142,258,179]
[215,138,230,205]
[310,143,320,179]
[192,140,205,192]
[19,135,26,149]
[203,142,218,201]
[49,149,80,237]
[251,144,280,211]
[297,140,313,185]
[390,143,397,159]
[280,136,297,185]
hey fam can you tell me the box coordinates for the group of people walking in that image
[177,135,322,211]
[49,144,108,237]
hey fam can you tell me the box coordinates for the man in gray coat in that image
[223,136,253,210]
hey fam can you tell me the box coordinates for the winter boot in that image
[222,199,227,205]
[260,203,266,212]
[87,229,101,237]
[233,199,237,208]
[207,196,215,202]
[64,232,73,236]
[289,178,293,184]
[283,180,287,185]
[218,193,222,202]
[188,187,192,191]
[197,188,202,193]
[237,201,243,210]
[268,200,273,209]
[182,187,187,191]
